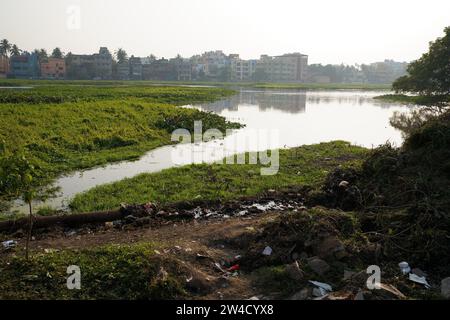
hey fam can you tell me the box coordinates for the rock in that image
[307,257,330,275]
[314,235,346,259]
[343,270,357,281]
[290,288,310,300]
[441,277,450,299]
[343,270,367,287]
[104,221,114,229]
[339,181,350,188]
[285,261,304,281]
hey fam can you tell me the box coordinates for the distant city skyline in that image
[1,0,449,65]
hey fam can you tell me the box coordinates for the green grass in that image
[0,242,186,299]
[373,94,420,104]
[0,85,239,199]
[253,82,392,90]
[70,141,368,212]
[0,78,393,91]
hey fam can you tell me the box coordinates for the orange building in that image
[40,58,66,79]
[0,56,9,78]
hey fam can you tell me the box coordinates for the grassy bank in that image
[70,141,367,212]
[0,85,239,202]
[0,79,392,91]
[254,82,391,90]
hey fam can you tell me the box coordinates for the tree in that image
[0,152,36,260]
[115,48,128,64]
[51,47,64,59]
[0,39,11,57]
[33,48,48,61]
[10,44,21,56]
[393,26,450,108]
[0,145,56,260]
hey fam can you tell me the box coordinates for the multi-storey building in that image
[9,52,40,79]
[230,55,257,81]
[257,53,308,82]
[117,61,130,80]
[66,47,112,80]
[171,58,192,81]
[40,58,66,79]
[142,58,176,81]
[129,56,142,80]
[93,47,113,80]
[0,56,9,78]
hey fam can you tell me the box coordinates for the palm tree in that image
[10,44,21,56]
[33,48,48,61]
[115,48,128,64]
[0,39,12,57]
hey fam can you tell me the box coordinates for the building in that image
[117,61,130,80]
[93,47,113,80]
[0,56,9,78]
[40,58,66,79]
[9,52,40,79]
[196,50,230,79]
[171,58,192,81]
[230,55,257,81]
[66,53,94,79]
[142,58,176,81]
[256,53,308,82]
[129,56,142,80]
[66,47,112,80]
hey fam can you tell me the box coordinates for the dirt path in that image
[10,212,281,300]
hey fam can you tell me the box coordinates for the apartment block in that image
[67,47,112,80]
[117,61,130,80]
[9,52,40,79]
[230,55,257,81]
[93,47,113,79]
[129,56,143,80]
[257,53,308,82]
[40,57,66,79]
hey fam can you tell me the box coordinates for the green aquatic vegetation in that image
[70,141,368,212]
[0,84,235,105]
[0,85,239,203]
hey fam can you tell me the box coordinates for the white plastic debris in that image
[409,273,431,289]
[262,246,273,256]
[398,261,411,275]
[309,280,333,297]
[2,240,17,249]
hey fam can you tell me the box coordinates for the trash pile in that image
[111,197,305,230]
[230,206,450,300]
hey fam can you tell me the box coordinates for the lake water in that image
[8,89,414,213]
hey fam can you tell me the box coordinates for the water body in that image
[8,89,414,214]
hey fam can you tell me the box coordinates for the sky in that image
[0,0,449,65]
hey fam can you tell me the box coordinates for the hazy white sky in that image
[0,0,449,64]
